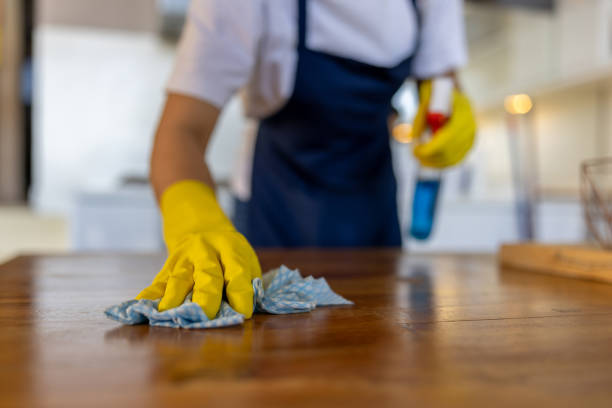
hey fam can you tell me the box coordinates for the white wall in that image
[534,85,602,193]
[32,25,246,214]
[33,26,173,213]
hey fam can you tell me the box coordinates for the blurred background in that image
[1,0,610,262]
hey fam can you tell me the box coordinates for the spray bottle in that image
[409,77,454,240]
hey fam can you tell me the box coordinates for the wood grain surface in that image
[1,250,612,407]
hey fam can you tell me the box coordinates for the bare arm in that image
[150,93,221,202]
[416,71,460,90]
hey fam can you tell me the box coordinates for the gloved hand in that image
[412,80,477,169]
[136,180,262,319]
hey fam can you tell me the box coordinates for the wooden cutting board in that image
[499,243,612,284]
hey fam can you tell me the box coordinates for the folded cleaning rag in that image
[105,265,352,329]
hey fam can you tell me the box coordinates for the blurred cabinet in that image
[70,187,163,251]
[0,0,25,202]
[465,0,612,109]
[406,199,586,253]
[68,184,239,251]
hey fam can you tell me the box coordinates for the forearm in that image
[150,124,215,202]
[416,71,461,90]
[149,93,220,202]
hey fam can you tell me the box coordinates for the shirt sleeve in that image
[411,0,468,78]
[166,0,263,108]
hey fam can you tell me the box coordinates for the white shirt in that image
[166,0,468,199]
[167,0,468,118]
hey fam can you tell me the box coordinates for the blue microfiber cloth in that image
[105,265,352,329]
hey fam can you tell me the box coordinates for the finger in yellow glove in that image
[136,180,262,319]
[412,80,477,169]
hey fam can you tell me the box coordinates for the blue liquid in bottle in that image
[408,76,452,240]
[410,173,441,240]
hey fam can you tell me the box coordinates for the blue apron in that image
[238,0,417,248]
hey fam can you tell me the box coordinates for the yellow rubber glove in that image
[136,180,262,319]
[412,80,477,169]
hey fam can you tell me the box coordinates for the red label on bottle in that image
[426,112,447,134]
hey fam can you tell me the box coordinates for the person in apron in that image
[136,0,476,318]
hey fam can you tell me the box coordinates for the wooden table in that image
[1,250,612,407]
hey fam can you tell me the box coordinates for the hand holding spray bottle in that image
[409,77,454,240]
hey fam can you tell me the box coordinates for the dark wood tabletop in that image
[1,250,612,407]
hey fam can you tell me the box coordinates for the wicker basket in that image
[581,157,612,249]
